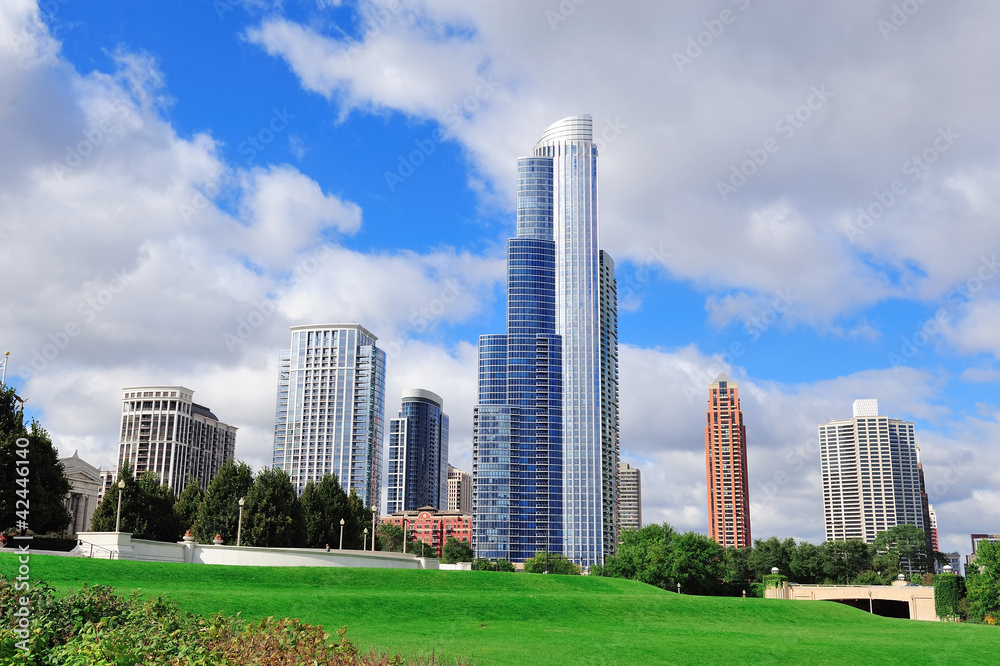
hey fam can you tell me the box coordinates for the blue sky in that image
[2,0,999,556]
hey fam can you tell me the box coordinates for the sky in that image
[2,0,999,557]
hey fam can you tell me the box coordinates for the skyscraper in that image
[704,373,751,549]
[617,461,642,532]
[472,115,618,566]
[819,399,924,543]
[272,324,386,508]
[447,465,472,514]
[386,388,449,513]
[118,385,236,492]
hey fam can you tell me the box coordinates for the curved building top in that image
[401,387,444,407]
[534,114,593,148]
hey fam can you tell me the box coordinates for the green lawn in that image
[2,553,997,665]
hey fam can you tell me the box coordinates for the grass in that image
[2,553,998,665]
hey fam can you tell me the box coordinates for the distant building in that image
[447,465,472,514]
[380,507,472,558]
[118,386,236,492]
[819,399,924,543]
[272,324,386,505]
[59,451,103,537]
[966,533,1000,573]
[617,461,641,532]
[943,551,962,576]
[705,373,751,549]
[928,505,939,552]
[386,389,449,513]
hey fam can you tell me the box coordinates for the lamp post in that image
[339,518,345,550]
[237,497,245,547]
[403,517,408,554]
[372,509,377,552]
[363,527,369,551]
[114,480,125,532]
[676,582,681,595]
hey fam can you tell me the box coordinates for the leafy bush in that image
[0,576,469,664]
[934,573,967,621]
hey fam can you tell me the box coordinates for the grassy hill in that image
[2,553,997,664]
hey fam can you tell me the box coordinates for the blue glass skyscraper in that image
[387,389,449,513]
[473,115,618,566]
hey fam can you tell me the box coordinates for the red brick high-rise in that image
[705,373,751,549]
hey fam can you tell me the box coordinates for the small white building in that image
[59,451,104,538]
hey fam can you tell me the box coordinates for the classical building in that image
[819,399,924,543]
[118,386,236,492]
[617,461,642,532]
[704,373,752,549]
[447,465,472,514]
[472,115,619,566]
[380,507,472,558]
[59,451,103,537]
[387,389,449,513]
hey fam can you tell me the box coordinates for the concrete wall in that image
[73,532,439,570]
[766,582,940,621]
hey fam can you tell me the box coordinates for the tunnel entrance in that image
[829,598,910,619]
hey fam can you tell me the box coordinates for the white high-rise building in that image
[819,399,924,543]
[272,324,386,508]
[118,386,236,492]
[617,461,641,532]
[447,465,471,514]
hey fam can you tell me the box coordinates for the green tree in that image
[377,523,405,552]
[409,538,437,558]
[670,532,726,595]
[821,539,872,583]
[441,536,473,564]
[723,546,753,593]
[192,460,253,544]
[173,476,203,537]
[748,537,796,581]
[789,541,825,584]
[524,551,581,575]
[243,467,305,548]
[966,540,1000,624]
[934,572,967,621]
[598,524,676,588]
[0,386,71,535]
[301,474,364,549]
[873,524,935,574]
[90,463,179,541]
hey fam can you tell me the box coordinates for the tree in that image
[377,523,405,552]
[301,474,371,549]
[174,476,204,537]
[934,572,967,621]
[748,537,796,581]
[670,532,726,595]
[0,387,71,535]
[821,539,872,583]
[873,524,935,575]
[789,541,825,584]
[966,540,1000,624]
[598,524,676,589]
[90,463,179,541]
[723,546,753,593]
[243,467,305,548]
[524,551,581,575]
[441,536,473,564]
[409,538,437,558]
[192,460,253,544]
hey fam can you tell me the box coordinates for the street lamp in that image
[371,509,377,552]
[363,527,369,551]
[115,480,125,532]
[403,518,408,554]
[237,497,245,547]
[676,582,681,595]
[339,518,345,550]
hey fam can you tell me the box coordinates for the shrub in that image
[934,573,967,621]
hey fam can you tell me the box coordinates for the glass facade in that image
[387,389,449,513]
[272,324,386,509]
[474,117,618,566]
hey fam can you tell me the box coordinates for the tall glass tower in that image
[386,388,449,513]
[473,115,618,566]
[272,324,386,509]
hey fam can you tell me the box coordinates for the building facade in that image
[387,389,449,513]
[447,465,472,514]
[118,386,236,492]
[380,507,472,558]
[472,115,618,567]
[272,324,386,507]
[704,373,752,549]
[819,399,924,543]
[59,451,103,537]
[617,461,641,532]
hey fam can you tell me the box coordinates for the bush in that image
[0,576,470,664]
[934,573,967,621]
